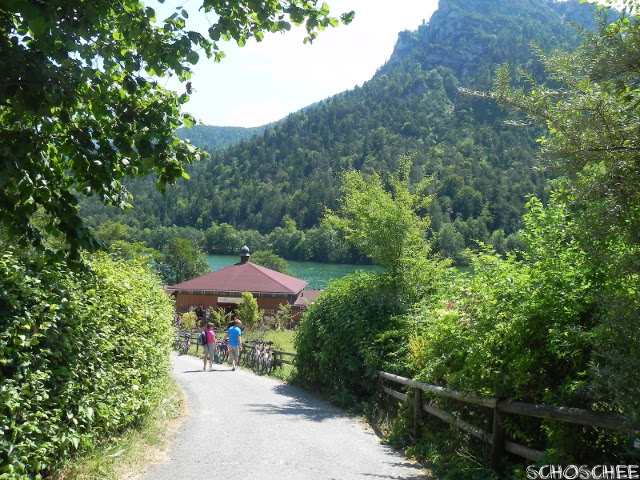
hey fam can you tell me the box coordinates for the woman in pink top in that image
[202,322,217,371]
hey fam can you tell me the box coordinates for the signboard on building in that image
[217,296,243,304]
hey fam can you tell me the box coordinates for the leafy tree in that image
[239,229,270,253]
[326,157,430,270]
[205,223,243,254]
[93,221,133,246]
[108,240,158,263]
[273,302,295,330]
[437,223,467,265]
[158,237,210,285]
[141,225,205,252]
[0,0,353,258]
[325,156,448,303]
[490,6,640,248]
[485,3,640,434]
[236,291,264,329]
[294,158,451,404]
[209,307,234,331]
[250,250,292,274]
[181,311,197,331]
[268,217,306,260]
[299,223,354,263]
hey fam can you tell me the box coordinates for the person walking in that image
[225,318,242,371]
[202,322,217,371]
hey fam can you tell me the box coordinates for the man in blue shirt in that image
[225,318,242,371]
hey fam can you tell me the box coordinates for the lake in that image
[206,255,382,290]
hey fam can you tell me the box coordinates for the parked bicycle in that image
[240,339,275,374]
[257,341,275,374]
[237,339,254,368]
[174,331,193,356]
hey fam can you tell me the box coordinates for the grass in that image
[243,328,297,380]
[54,378,186,480]
[245,328,296,351]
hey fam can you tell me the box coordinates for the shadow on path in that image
[246,400,342,422]
[245,383,349,422]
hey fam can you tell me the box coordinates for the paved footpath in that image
[139,353,432,480]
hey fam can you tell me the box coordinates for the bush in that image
[181,311,197,330]
[294,272,408,405]
[402,198,638,466]
[0,251,175,479]
[236,292,264,330]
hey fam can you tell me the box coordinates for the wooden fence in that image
[273,349,296,367]
[377,370,639,470]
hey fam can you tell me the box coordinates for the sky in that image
[154,1,440,127]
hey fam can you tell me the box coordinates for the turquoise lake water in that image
[206,255,381,290]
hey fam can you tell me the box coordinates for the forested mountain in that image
[82,0,600,262]
[175,125,268,153]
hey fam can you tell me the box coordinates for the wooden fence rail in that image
[376,370,639,470]
[273,349,296,367]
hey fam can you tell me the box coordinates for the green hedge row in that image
[0,251,175,479]
[294,271,409,405]
[293,198,640,476]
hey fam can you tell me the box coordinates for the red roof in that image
[293,289,321,307]
[168,261,308,295]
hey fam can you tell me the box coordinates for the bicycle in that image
[174,331,183,352]
[241,339,260,368]
[217,339,229,363]
[243,340,274,374]
[257,341,275,374]
[175,331,192,355]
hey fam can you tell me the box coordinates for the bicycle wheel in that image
[252,349,261,370]
[264,354,273,374]
[257,355,265,374]
[237,347,245,365]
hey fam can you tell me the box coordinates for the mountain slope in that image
[176,125,267,153]
[83,0,599,260]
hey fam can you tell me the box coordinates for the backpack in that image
[198,330,207,346]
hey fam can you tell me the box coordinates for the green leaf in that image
[186,51,199,65]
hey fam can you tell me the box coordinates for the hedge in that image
[0,251,175,479]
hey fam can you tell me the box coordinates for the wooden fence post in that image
[376,371,383,395]
[414,388,423,439]
[491,401,505,472]
[273,351,280,368]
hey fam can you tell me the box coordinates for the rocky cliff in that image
[382,0,598,79]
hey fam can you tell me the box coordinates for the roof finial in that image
[239,245,250,264]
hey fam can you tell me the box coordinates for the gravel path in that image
[139,353,431,480]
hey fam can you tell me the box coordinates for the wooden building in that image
[166,246,319,323]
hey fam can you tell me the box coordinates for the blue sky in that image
[154,1,440,127]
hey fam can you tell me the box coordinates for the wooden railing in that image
[273,349,296,367]
[377,370,639,470]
